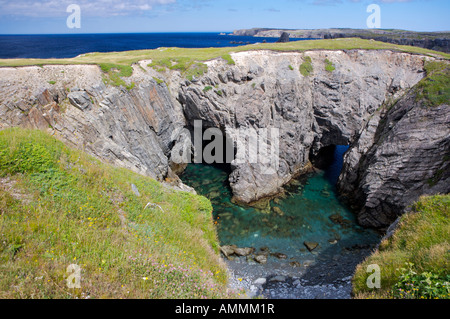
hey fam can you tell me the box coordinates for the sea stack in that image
[276,32,290,43]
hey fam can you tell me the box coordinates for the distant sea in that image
[0,33,314,59]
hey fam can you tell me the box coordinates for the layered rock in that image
[338,91,450,228]
[0,50,447,229]
[176,50,425,204]
[0,65,188,189]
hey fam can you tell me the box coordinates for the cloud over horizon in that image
[0,0,177,17]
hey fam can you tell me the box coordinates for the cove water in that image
[181,146,380,297]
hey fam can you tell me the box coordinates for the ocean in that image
[0,33,313,59]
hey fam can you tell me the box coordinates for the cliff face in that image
[338,91,450,228]
[0,65,189,190]
[0,49,448,229]
[175,50,425,204]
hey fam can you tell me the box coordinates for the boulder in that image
[220,245,236,258]
[254,254,268,264]
[233,247,255,257]
[68,91,92,111]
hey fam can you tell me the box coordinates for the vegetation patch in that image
[203,86,213,93]
[221,54,235,65]
[152,77,164,85]
[48,81,56,85]
[353,194,450,299]
[99,63,135,90]
[415,60,450,107]
[0,128,231,299]
[288,65,294,71]
[149,57,208,81]
[300,56,313,76]
[324,58,335,72]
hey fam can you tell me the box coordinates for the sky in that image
[0,0,449,34]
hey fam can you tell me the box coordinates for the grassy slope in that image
[0,38,449,69]
[353,195,450,299]
[0,128,232,299]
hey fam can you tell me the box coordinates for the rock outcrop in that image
[176,50,425,204]
[338,90,450,228]
[0,50,448,229]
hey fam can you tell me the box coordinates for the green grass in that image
[415,60,450,107]
[324,58,335,72]
[353,195,450,299]
[99,63,135,90]
[148,57,208,81]
[203,86,213,93]
[300,56,313,77]
[48,81,56,85]
[288,65,294,71]
[0,128,231,299]
[221,54,235,65]
[152,77,164,85]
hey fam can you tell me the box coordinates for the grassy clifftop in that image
[353,195,450,299]
[0,38,449,70]
[0,128,231,299]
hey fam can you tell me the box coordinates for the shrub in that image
[203,86,213,93]
[392,263,450,299]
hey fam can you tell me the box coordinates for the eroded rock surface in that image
[0,50,447,228]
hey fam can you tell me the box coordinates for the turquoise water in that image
[180,149,379,264]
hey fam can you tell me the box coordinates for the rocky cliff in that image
[233,28,450,53]
[0,49,448,229]
[338,84,450,228]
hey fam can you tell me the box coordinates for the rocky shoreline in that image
[223,241,377,299]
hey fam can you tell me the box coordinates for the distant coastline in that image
[232,28,450,53]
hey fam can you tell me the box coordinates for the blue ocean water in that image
[180,148,380,264]
[0,33,313,59]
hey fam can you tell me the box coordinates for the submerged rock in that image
[272,206,285,216]
[272,252,288,260]
[304,241,319,252]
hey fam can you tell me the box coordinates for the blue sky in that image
[0,0,449,34]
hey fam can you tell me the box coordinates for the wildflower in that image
[143,277,148,281]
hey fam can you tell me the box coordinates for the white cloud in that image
[0,0,176,17]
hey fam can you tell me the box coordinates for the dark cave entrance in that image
[185,122,236,175]
[310,144,350,185]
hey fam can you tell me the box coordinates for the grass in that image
[48,81,56,85]
[324,58,335,72]
[203,86,213,93]
[221,54,235,65]
[288,65,294,71]
[353,194,450,299]
[415,60,450,107]
[99,63,135,90]
[0,127,232,299]
[300,56,313,77]
[152,77,164,85]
